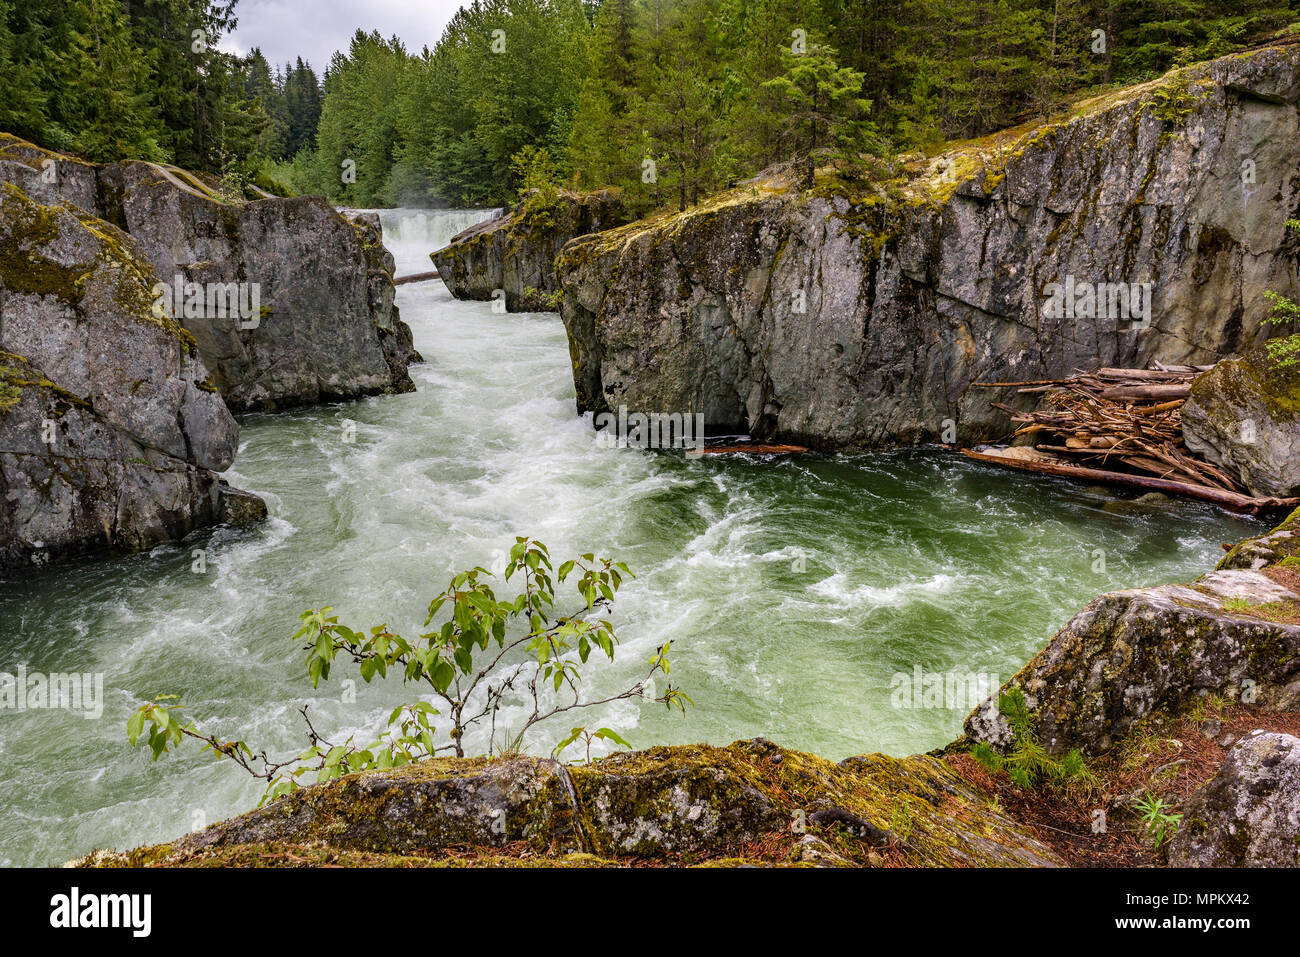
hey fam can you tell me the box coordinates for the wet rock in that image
[432,188,628,312]
[217,483,269,528]
[1168,731,1300,866]
[1183,351,1300,497]
[555,45,1300,445]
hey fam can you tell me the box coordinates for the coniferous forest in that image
[3,0,1298,210]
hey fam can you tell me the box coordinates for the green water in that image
[0,208,1263,866]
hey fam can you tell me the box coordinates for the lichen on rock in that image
[1168,730,1300,866]
[75,738,1061,868]
[1183,351,1300,497]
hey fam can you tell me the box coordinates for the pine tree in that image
[762,39,873,188]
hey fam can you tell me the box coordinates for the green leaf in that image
[593,728,633,750]
[126,708,146,745]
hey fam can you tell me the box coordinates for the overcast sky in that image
[222,0,467,72]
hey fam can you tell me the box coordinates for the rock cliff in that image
[0,181,259,571]
[432,188,626,311]
[0,134,419,411]
[556,44,1300,446]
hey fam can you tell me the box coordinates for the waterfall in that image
[375,207,502,276]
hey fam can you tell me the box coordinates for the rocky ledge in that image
[555,43,1300,446]
[0,133,419,412]
[74,509,1300,868]
[78,739,1061,868]
[432,188,627,312]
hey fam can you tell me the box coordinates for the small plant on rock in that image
[970,687,1096,790]
[1264,219,1300,369]
[129,537,691,803]
[1134,790,1182,848]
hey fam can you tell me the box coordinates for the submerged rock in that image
[77,740,1061,868]
[1168,730,1300,866]
[556,45,1300,445]
[0,181,258,571]
[432,188,627,312]
[0,133,418,412]
[1102,491,1174,514]
[1183,351,1300,497]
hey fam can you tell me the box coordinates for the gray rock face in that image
[962,564,1300,757]
[0,180,254,571]
[0,134,418,412]
[1183,352,1300,497]
[432,188,626,311]
[557,45,1300,446]
[1169,731,1300,866]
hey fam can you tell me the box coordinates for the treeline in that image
[285,0,1300,211]
[2,0,1297,213]
[0,0,320,187]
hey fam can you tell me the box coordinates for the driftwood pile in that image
[965,364,1300,514]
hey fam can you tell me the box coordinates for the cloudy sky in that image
[222,0,467,72]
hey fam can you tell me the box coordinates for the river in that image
[0,207,1264,866]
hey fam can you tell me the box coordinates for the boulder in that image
[0,180,257,571]
[0,133,419,412]
[432,188,627,312]
[1168,730,1300,866]
[556,44,1300,445]
[1182,351,1300,497]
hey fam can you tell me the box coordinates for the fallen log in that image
[1096,383,1191,401]
[690,443,809,456]
[394,271,441,285]
[961,449,1300,514]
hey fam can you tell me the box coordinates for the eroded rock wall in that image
[0,181,257,571]
[557,45,1300,446]
[0,134,418,412]
[432,188,627,312]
